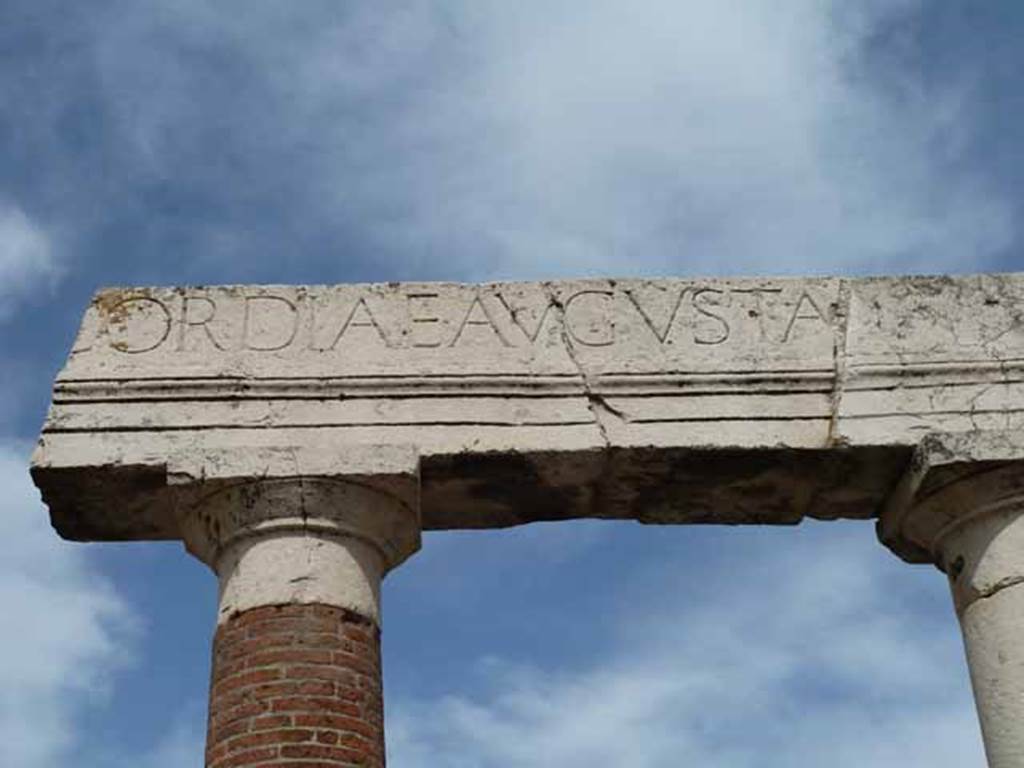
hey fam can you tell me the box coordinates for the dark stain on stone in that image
[422,452,588,529]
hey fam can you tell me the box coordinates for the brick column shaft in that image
[175,469,421,768]
[206,603,384,767]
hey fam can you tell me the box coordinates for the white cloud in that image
[0,205,60,320]
[388,523,984,767]
[0,441,135,767]
[0,441,209,768]
[410,0,1010,277]
[93,0,1011,279]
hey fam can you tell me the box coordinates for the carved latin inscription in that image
[82,281,838,360]
[104,296,172,354]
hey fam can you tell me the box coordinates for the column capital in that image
[879,430,1024,568]
[170,445,421,625]
[171,444,420,568]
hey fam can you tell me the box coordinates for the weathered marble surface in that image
[32,274,1024,541]
[878,430,1024,764]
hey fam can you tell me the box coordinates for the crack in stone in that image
[288,447,310,527]
[289,447,317,590]
[590,393,630,422]
[826,279,852,448]
[542,282,625,519]
[543,282,617,449]
[967,383,996,432]
[965,574,1024,608]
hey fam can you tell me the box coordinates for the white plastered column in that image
[936,494,1024,766]
[882,449,1024,768]
[215,528,385,624]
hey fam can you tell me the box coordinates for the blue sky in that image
[1,1,1020,765]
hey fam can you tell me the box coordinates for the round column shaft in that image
[938,505,1024,767]
[179,477,420,768]
[882,452,1024,768]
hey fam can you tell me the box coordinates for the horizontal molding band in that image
[41,413,832,434]
[53,370,837,402]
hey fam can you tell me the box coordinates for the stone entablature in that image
[32,274,1024,547]
[31,273,1024,767]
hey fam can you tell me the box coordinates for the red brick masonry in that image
[206,603,385,767]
